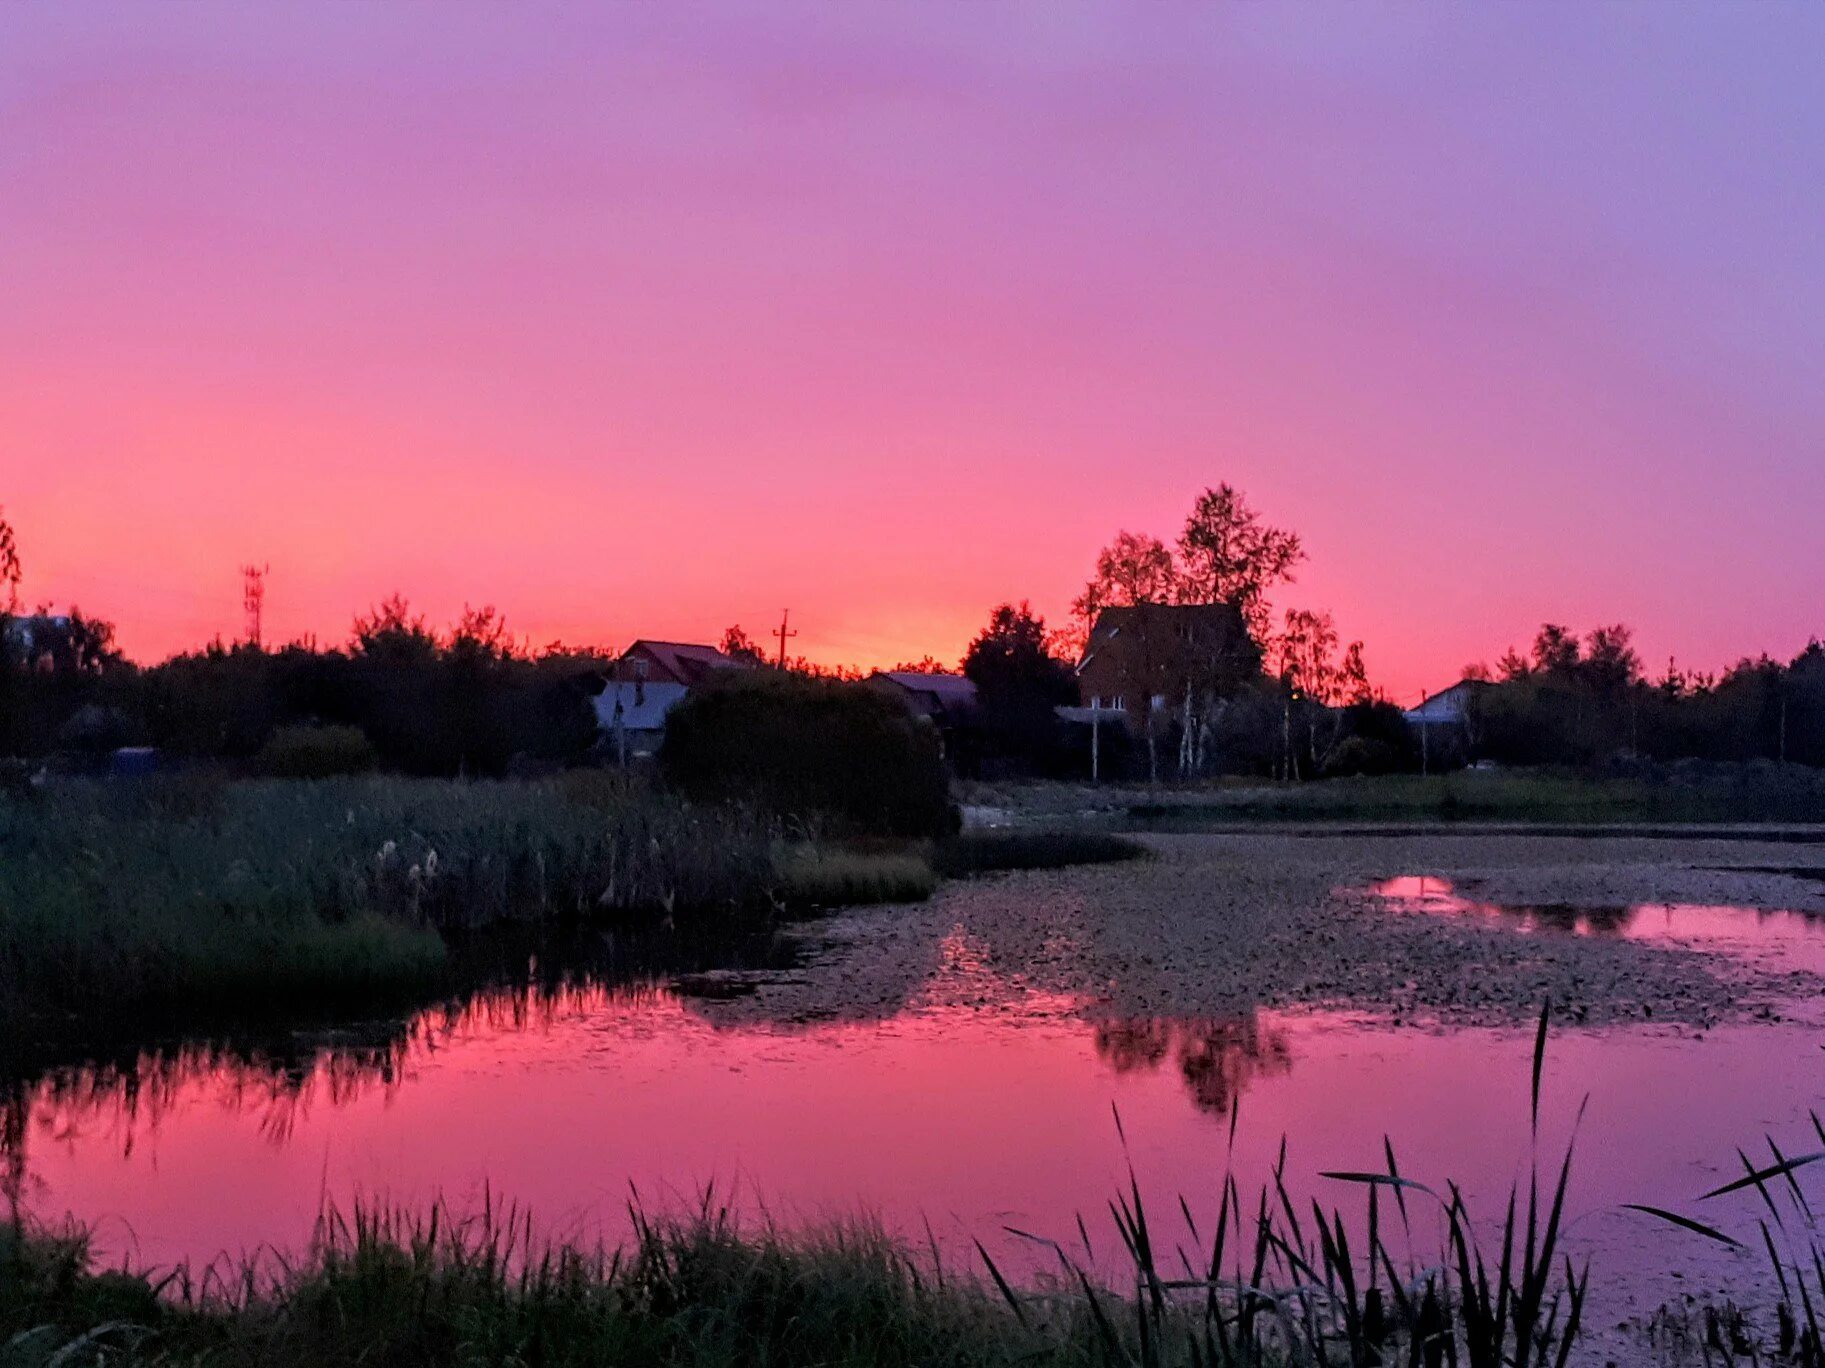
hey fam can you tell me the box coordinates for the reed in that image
[1628,1110,1825,1364]
[775,847,938,909]
[0,776,777,1031]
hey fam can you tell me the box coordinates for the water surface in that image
[11,897,1825,1344]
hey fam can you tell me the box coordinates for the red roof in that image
[620,640,753,686]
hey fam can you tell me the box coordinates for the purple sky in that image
[4,5,1821,694]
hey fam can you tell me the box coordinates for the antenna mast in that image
[241,563,269,647]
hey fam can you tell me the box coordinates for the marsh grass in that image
[0,1174,1587,1368]
[1627,1112,1825,1364]
[770,828,1145,910]
[0,776,777,1033]
[775,847,938,909]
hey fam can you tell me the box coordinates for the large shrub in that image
[660,672,954,838]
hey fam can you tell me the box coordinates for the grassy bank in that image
[0,774,777,1032]
[774,830,1147,911]
[967,767,1825,829]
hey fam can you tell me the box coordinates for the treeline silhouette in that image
[1461,623,1825,770]
[0,596,607,776]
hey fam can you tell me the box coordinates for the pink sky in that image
[4,6,1821,699]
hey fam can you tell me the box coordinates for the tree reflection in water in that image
[0,974,672,1210]
[1,920,798,1210]
[1092,1013,1292,1115]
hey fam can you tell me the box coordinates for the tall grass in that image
[1628,1112,1825,1363]
[0,1172,1588,1368]
[0,774,776,1032]
[775,847,938,909]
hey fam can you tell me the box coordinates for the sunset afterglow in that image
[6,6,1822,696]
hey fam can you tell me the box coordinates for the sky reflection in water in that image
[7,903,1824,1331]
[1368,874,1825,974]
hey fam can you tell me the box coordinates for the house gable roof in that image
[876,670,977,705]
[622,640,753,686]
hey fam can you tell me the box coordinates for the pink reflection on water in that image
[1367,876,1825,973]
[8,933,1825,1334]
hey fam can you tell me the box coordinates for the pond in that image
[10,873,1825,1354]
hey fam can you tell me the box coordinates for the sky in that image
[3,5,1822,700]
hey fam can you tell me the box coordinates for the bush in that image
[256,724,378,778]
[661,672,955,839]
[1323,735,1401,777]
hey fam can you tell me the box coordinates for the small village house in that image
[864,670,979,726]
[1074,602,1259,780]
[593,639,755,759]
[1402,679,1489,731]
[1074,603,1256,719]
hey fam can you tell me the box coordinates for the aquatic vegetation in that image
[775,847,938,909]
[0,777,777,1033]
[1626,1111,1825,1365]
[0,1160,1586,1368]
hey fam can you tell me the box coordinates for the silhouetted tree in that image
[720,624,768,665]
[662,671,952,838]
[1177,484,1305,641]
[1580,623,1641,697]
[1071,530,1181,637]
[0,507,20,613]
[1074,486,1305,655]
[963,602,1076,772]
[1531,623,1582,677]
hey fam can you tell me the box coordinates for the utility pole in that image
[1090,699,1101,783]
[241,563,269,648]
[772,609,797,669]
